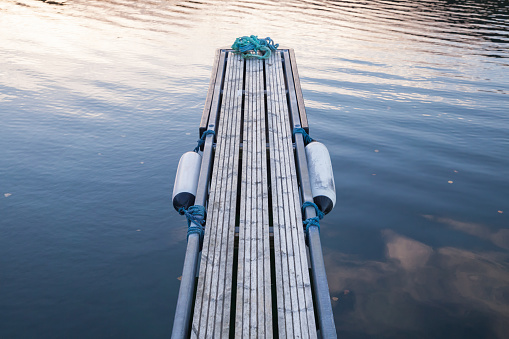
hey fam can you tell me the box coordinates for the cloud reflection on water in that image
[1,0,508,337]
[424,215,509,250]
[326,230,509,338]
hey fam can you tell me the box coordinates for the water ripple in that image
[1,0,509,338]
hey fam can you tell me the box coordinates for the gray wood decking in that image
[191,53,243,338]
[174,49,336,339]
[235,58,273,338]
[266,52,317,339]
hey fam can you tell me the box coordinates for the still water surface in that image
[1,0,508,338]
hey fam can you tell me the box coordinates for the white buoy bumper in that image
[172,151,202,211]
[305,141,336,214]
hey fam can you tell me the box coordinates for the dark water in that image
[1,0,508,338]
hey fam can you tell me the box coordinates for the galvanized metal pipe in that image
[171,134,214,339]
[295,133,338,339]
[171,233,200,339]
[307,226,337,339]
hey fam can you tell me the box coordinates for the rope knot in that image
[194,130,215,153]
[179,205,206,246]
[302,201,324,235]
[293,128,314,146]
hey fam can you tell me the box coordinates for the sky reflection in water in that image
[1,0,508,338]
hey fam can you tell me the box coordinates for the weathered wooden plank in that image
[273,52,303,338]
[191,51,231,337]
[192,52,243,338]
[278,50,304,338]
[267,52,296,337]
[198,53,235,331]
[257,58,272,339]
[266,53,290,339]
[208,53,234,337]
[241,57,254,338]
[283,51,316,337]
[266,51,317,339]
[261,63,273,337]
[248,58,257,337]
[238,56,251,338]
[208,52,238,334]
[216,52,243,338]
[235,58,272,338]
[235,57,247,338]
[191,50,233,337]
[281,50,316,338]
[254,58,271,338]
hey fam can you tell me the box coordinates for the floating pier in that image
[171,48,337,338]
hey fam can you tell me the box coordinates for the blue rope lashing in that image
[178,205,206,245]
[231,35,279,60]
[193,130,215,153]
[293,127,314,146]
[302,201,324,235]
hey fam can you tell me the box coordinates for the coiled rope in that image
[194,130,215,153]
[178,205,206,245]
[302,201,324,236]
[231,35,279,60]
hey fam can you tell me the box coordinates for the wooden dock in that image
[172,49,336,339]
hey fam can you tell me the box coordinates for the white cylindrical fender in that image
[172,151,202,211]
[305,141,336,215]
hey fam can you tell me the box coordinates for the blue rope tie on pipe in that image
[194,130,215,153]
[302,201,324,235]
[293,127,314,146]
[178,205,206,246]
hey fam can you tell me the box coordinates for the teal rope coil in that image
[302,201,324,235]
[194,130,215,153]
[293,127,314,146]
[179,205,206,245]
[231,35,279,60]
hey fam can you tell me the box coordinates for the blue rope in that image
[231,35,279,60]
[177,131,213,245]
[179,205,206,245]
[302,201,324,235]
[293,128,314,146]
[194,130,215,153]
